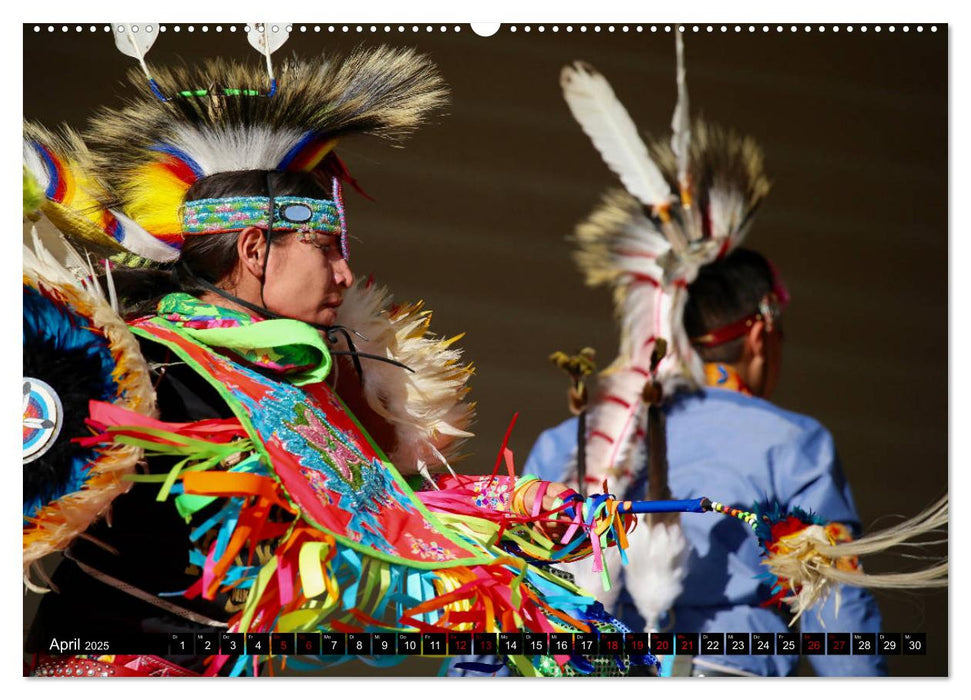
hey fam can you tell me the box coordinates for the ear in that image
[744,318,767,360]
[237,227,268,279]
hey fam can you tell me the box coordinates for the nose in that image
[334,257,354,289]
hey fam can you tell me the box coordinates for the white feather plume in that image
[170,124,308,176]
[623,520,689,631]
[332,280,475,481]
[561,63,674,209]
[112,24,160,79]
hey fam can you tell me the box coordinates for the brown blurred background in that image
[23,23,948,676]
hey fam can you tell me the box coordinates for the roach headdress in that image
[82,41,447,262]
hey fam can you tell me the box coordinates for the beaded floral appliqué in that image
[471,478,512,512]
[404,533,449,562]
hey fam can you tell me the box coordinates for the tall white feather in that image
[247,23,290,80]
[670,32,691,197]
[561,63,674,208]
[112,24,160,80]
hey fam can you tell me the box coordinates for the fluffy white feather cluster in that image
[333,280,475,484]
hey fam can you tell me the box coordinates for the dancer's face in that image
[262,230,354,327]
[232,226,354,327]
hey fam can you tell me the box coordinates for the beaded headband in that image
[181,177,349,258]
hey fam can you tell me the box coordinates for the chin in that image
[312,309,338,327]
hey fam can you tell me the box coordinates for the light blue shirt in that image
[523,387,886,676]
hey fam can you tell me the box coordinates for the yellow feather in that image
[123,162,192,239]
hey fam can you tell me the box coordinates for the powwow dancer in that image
[23,27,649,678]
[519,35,947,677]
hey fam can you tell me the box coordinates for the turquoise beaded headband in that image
[181,178,349,259]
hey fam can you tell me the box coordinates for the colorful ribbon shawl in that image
[106,294,655,676]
